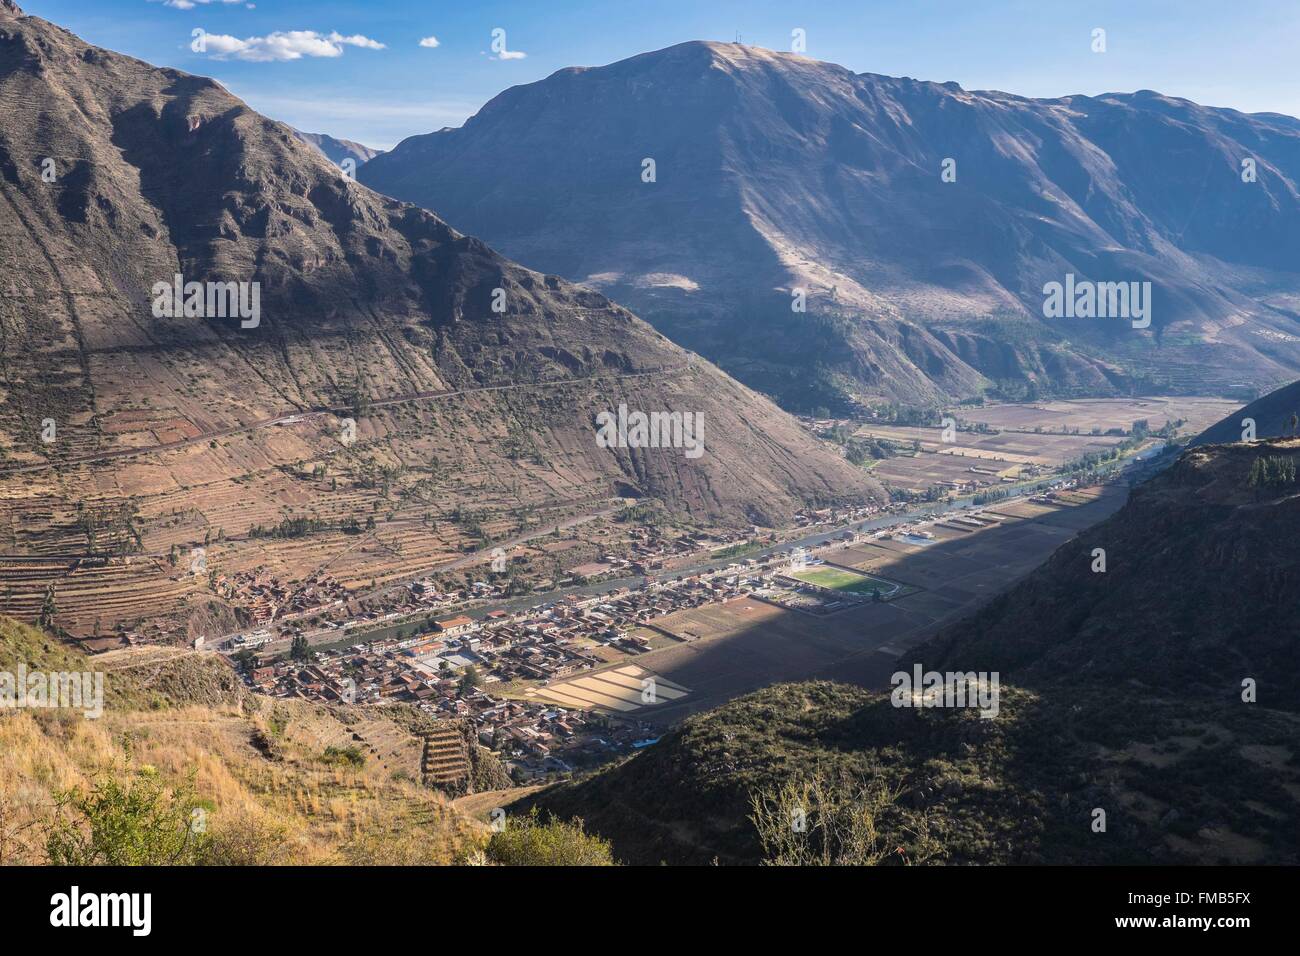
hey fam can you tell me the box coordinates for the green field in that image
[790,566,901,598]
[711,540,763,560]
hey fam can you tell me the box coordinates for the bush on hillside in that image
[483,808,614,866]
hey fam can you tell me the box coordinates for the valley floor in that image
[586,484,1127,724]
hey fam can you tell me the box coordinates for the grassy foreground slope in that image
[531,440,1300,865]
[0,616,486,865]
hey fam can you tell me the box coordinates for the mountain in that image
[530,438,1300,864]
[921,440,1300,705]
[1193,378,1300,445]
[362,41,1300,412]
[291,129,383,169]
[0,6,878,640]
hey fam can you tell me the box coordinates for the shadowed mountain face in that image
[532,437,1300,864]
[1193,378,1300,445]
[291,129,383,169]
[363,40,1300,411]
[0,7,878,528]
[922,440,1300,706]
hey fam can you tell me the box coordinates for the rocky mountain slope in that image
[291,129,383,169]
[363,41,1300,410]
[531,437,1300,864]
[0,5,878,638]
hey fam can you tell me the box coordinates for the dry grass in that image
[0,617,487,865]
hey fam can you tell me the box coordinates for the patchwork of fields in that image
[854,396,1238,494]
[597,485,1128,724]
[529,664,690,714]
[954,397,1239,435]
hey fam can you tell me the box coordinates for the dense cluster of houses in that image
[225,499,903,778]
[236,565,789,777]
[212,569,349,624]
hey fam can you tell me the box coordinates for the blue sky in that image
[17,0,1300,150]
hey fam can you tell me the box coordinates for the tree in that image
[38,584,57,629]
[458,666,481,695]
[289,635,310,661]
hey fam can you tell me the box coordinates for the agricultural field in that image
[952,396,1239,436]
[853,395,1239,494]
[0,377,726,645]
[529,663,690,714]
[614,484,1128,724]
[856,423,1125,468]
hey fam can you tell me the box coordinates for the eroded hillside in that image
[0,5,879,641]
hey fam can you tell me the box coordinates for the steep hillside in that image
[363,41,1300,409]
[531,440,1300,864]
[0,6,879,639]
[0,614,489,864]
[922,439,1300,706]
[1192,379,1300,445]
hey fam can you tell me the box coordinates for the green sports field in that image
[789,566,902,598]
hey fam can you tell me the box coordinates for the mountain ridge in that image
[0,7,879,640]
[363,40,1300,411]
[291,128,383,168]
[1193,379,1300,445]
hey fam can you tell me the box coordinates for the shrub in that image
[484,809,615,866]
[320,745,365,768]
[44,767,212,866]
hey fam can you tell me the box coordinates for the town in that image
[221,491,1077,785]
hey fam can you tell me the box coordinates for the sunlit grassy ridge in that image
[0,616,486,865]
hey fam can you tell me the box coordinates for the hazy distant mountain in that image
[0,4,879,636]
[1193,378,1300,445]
[363,41,1300,411]
[532,438,1300,864]
[291,129,383,169]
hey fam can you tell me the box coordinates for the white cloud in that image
[200,30,386,62]
[418,36,440,49]
[497,49,527,60]
[328,32,385,51]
